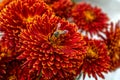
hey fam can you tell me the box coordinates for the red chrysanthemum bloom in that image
[80,38,110,80]
[99,21,120,71]
[0,0,53,79]
[0,0,53,62]
[0,0,53,30]
[50,0,74,19]
[17,14,86,80]
[71,2,109,36]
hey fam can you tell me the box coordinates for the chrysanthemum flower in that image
[17,14,86,80]
[50,0,74,19]
[0,0,53,62]
[0,0,53,40]
[80,38,110,80]
[0,0,54,79]
[0,0,53,30]
[99,21,120,71]
[71,2,109,36]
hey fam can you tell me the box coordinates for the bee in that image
[53,30,68,38]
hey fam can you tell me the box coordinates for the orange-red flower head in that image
[71,2,109,36]
[17,14,86,80]
[100,21,120,71]
[81,38,110,80]
[0,0,53,61]
[0,0,54,79]
[0,0,53,31]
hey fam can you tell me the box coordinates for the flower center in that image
[26,16,34,22]
[23,15,38,23]
[86,47,98,61]
[83,11,95,22]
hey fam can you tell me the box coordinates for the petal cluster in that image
[0,0,53,51]
[100,21,120,71]
[71,2,109,36]
[81,38,110,80]
[17,14,86,80]
[50,0,74,18]
[0,0,54,79]
[0,0,53,31]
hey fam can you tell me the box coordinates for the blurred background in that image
[75,0,120,80]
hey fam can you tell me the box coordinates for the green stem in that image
[75,72,82,80]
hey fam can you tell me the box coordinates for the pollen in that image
[87,48,98,59]
[26,16,34,22]
[83,11,95,22]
